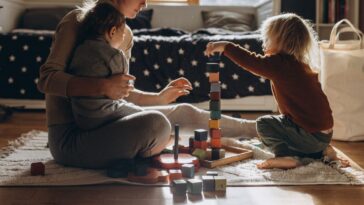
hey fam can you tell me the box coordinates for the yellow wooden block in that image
[209,119,220,129]
[209,72,219,82]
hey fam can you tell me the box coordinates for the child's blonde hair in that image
[261,13,318,68]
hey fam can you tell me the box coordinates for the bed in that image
[0,2,277,111]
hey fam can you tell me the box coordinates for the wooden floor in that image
[0,111,363,205]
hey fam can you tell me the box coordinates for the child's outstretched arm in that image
[205,41,281,80]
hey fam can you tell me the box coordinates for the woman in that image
[38,0,257,169]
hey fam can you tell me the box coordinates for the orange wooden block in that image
[210,128,222,139]
[209,119,220,129]
[210,138,222,148]
[169,169,183,181]
[128,168,169,184]
[209,72,220,82]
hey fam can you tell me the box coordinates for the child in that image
[68,2,143,130]
[204,13,350,169]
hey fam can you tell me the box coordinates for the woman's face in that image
[116,0,147,19]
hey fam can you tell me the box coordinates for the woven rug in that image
[0,130,363,186]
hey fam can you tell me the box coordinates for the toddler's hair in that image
[78,2,125,42]
[261,13,318,68]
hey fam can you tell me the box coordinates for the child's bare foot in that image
[323,145,350,168]
[257,157,301,169]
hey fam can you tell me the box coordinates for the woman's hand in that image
[158,77,193,104]
[103,74,136,100]
[204,41,230,57]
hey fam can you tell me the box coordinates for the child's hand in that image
[204,41,230,57]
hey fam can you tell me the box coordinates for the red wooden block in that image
[210,128,222,139]
[178,145,190,154]
[200,141,208,150]
[193,141,201,149]
[169,169,183,181]
[30,162,45,176]
[210,138,222,149]
[210,91,221,101]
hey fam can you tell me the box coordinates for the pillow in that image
[201,10,255,32]
[126,9,153,30]
[17,7,74,30]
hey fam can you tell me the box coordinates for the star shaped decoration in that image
[178,48,184,55]
[153,64,160,70]
[194,81,200,88]
[192,41,197,45]
[168,78,172,83]
[221,83,228,90]
[155,44,160,50]
[248,85,255,92]
[143,69,150,76]
[39,36,45,41]
[36,56,42,62]
[23,45,29,51]
[244,43,250,49]
[191,60,198,66]
[9,55,16,62]
[235,94,241,99]
[34,78,39,84]
[232,73,239,80]
[219,62,225,68]
[21,67,27,73]
[20,89,26,95]
[131,56,136,62]
[12,35,18,40]
[143,49,149,55]
[205,72,209,77]
[259,77,266,83]
[178,69,185,76]
[8,77,14,84]
[156,84,161,89]
[167,57,173,64]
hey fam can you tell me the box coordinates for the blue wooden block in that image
[187,179,203,194]
[194,129,208,141]
[172,179,187,195]
[210,82,221,92]
[182,164,195,178]
[209,100,221,111]
[210,110,221,120]
[202,176,215,192]
[207,62,219,72]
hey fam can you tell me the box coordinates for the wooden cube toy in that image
[182,164,195,178]
[206,171,219,176]
[209,119,220,129]
[209,100,221,111]
[169,169,183,181]
[214,176,227,191]
[210,138,222,149]
[192,149,206,160]
[172,179,187,195]
[211,148,225,160]
[187,179,203,194]
[210,83,221,92]
[194,129,208,141]
[210,110,221,120]
[207,62,219,72]
[210,128,222,139]
[202,176,215,192]
[209,72,220,82]
[30,162,45,176]
[210,91,221,101]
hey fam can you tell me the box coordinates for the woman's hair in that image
[77,2,125,42]
[260,13,319,68]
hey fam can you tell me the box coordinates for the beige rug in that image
[0,130,363,186]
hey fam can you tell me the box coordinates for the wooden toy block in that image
[210,83,221,92]
[200,141,208,150]
[192,148,206,160]
[208,119,220,129]
[210,128,222,139]
[209,100,221,111]
[177,145,190,153]
[206,171,219,176]
[206,148,212,160]
[172,179,187,195]
[211,148,221,160]
[210,91,221,101]
[193,140,201,149]
[181,164,195,178]
[153,153,199,171]
[30,162,45,176]
[187,179,203,194]
[128,168,169,184]
[202,145,253,168]
[208,53,221,62]
[194,129,208,141]
[214,176,227,191]
[210,110,221,120]
[169,169,183,181]
[210,138,222,149]
[209,72,220,82]
[202,176,215,192]
[207,62,219,73]
[189,136,194,152]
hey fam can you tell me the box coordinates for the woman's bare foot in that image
[257,157,301,169]
[323,145,350,168]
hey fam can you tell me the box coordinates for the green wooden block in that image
[187,179,203,194]
[210,110,221,120]
[192,148,206,160]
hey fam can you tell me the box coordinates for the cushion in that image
[126,9,153,30]
[201,10,255,32]
[17,7,74,30]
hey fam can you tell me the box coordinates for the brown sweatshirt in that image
[224,43,333,133]
[37,8,133,126]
